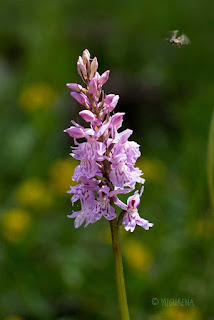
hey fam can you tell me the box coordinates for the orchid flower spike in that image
[64,49,153,232]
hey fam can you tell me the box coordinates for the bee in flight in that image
[166,30,190,47]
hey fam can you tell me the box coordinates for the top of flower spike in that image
[75,49,109,85]
[66,50,118,122]
[64,49,153,232]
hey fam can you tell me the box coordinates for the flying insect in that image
[166,30,190,47]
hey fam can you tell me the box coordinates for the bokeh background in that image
[0,0,214,319]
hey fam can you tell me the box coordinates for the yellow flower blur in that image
[16,178,53,210]
[192,216,214,238]
[1,208,31,242]
[137,158,167,183]
[49,158,78,195]
[19,82,57,112]
[123,238,153,273]
[164,306,201,320]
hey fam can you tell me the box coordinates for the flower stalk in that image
[110,219,130,320]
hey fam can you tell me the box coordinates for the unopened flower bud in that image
[80,65,88,80]
[79,110,96,122]
[66,83,82,92]
[78,56,83,64]
[89,78,97,95]
[90,57,98,79]
[95,72,100,82]
[82,49,90,65]
[70,92,87,106]
[77,56,87,81]
[64,126,85,138]
[99,70,110,85]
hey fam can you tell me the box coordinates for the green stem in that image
[207,107,214,211]
[110,219,130,320]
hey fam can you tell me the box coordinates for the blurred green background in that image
[0,0,213,319]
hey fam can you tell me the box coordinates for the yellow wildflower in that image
[123,238,153,273]
[137,158,167,183]
[49,158,78,195]
[164,306,201,320]
[19,82,57,112]
[16,178,53,210]
[1,208,31,242]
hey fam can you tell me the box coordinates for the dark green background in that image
[0,0,213,319]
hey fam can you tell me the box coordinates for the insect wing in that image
[169,30,179,39]
[177,34,190,45]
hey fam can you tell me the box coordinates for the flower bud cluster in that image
[64,50,153,232]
